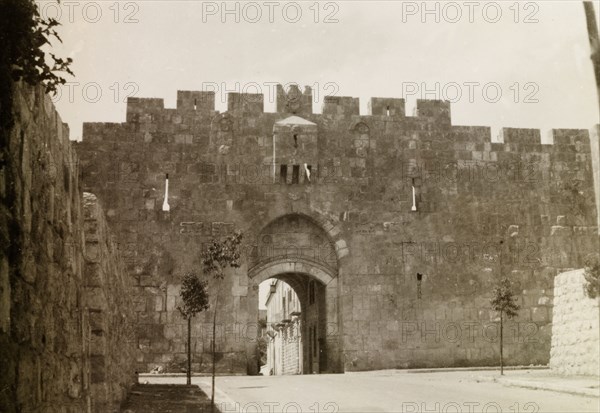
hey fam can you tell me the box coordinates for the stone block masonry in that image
[0,83,137,413]
[76,85,599,375]
[550,269,600,376]
[83,192,138,412]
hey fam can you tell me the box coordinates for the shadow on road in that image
[121,384,215,413]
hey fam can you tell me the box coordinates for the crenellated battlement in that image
[126,97,164,123]
[368,97,405,117]
[499,127,541,146]
[552,129,592,147]
[176,90,215,112]
[227,92,264,114]
[414,99,451,124]
[85,85,592,155]
[322,95,360,116]
[119,85,454,125]
[276,84,312,116]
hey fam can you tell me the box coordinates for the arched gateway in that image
[247,214,343,374]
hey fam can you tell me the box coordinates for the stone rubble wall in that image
[550,269,600,376]
[0,83,137,413]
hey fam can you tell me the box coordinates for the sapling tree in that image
[490,277,520,375]
[177,272,210,385]
[201,231,243,411]
[583,253,600,299]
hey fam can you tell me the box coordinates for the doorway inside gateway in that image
[258,275,326,375]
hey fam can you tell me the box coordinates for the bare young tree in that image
[583,253,600,299]
[490,277,520,375]
[177,272,210,385]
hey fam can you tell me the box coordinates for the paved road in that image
[145,371,599,413]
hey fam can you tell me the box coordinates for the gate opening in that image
[258,274,327,375]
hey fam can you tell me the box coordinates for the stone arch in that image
[247,213,344,375]
[249,257,335,286]
[349,120,370,134]
[250,214,337,275]
[246,209,349,267]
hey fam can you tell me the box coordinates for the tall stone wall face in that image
[550,269,600,376]
[590,125,600,233]
[0,83,136,413]
[83,192,138,412]
[75,87,599,374]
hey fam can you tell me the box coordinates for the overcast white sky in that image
[41,0,599,143]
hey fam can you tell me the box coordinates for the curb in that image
[474,375,599,398]
[195,378,242,413]
[139,373,246,378]
[498,378,599,398]
[400,366,549,374]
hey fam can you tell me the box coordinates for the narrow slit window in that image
[194,98,197,110]
[292,165,300,184]
[280,164,288,184]
[293,134,298,148]
[386,105,390,116]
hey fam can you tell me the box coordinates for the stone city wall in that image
[0,83,137,413]
[76,85,599,374]
[550,269,600,376]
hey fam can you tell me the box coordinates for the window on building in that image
[282,296,286,319]
[280,164,288,184]
[292,165,300,184]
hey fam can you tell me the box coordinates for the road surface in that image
[145,370,599,413]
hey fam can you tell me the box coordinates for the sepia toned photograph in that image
[1,1,599,412]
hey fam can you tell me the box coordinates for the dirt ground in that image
[120,384,215,413]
